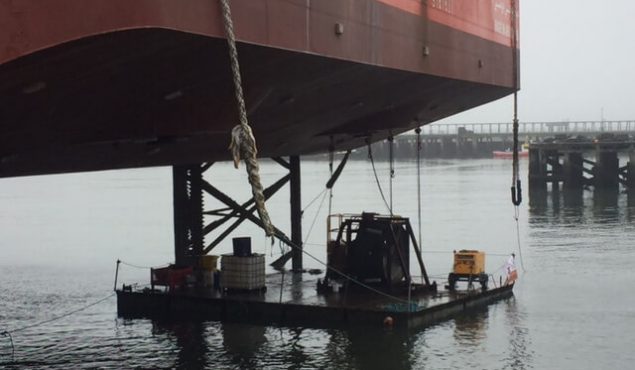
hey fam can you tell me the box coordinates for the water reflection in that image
[562,188,584,209]
[452,309,488,347]
[592,188,618,218]
[121,303,531,370]
[337,326,414,370]
[503,298,533,370]
[152,321,209,370]
[324,330,355,369]
[528,187,551,218]
[529,186,634,225]
[629,189,635,208]
[221,322,267,369]
[628,190,635,222]
[144,319,416,369]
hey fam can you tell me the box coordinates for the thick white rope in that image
[219,0,275,237]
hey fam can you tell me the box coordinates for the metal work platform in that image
[117,272,514,330]
[116,156,514,330]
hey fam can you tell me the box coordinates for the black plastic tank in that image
[232,237,252,257]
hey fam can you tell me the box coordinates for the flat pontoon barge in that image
[117,272,514,330]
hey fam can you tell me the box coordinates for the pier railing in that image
[421,120,635,137]
[366,120,635,159]
[347,120,635,160]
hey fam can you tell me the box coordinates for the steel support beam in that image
[200,179,298,251]
[170,158,305,270]
[290,156,303,271]
[271,156,291,170]
[202,174,290,254]
[202,174,290,236]
[405,222,430,286]
[173,164,204,268]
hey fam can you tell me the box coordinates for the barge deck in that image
[117,272,514,330]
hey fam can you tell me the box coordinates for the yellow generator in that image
[448,250,488,291]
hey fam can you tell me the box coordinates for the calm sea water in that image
[1,158,634,369]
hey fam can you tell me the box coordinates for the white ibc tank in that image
[221,254,265,290]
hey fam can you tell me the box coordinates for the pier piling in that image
[563,152,584,189]
[628,151,635,188]
[528,138,635,192]
[528,147,545,189]
[594,150,619,188]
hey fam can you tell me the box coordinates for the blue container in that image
[232,237,252,257]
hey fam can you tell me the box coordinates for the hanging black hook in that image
[511,179,522,205]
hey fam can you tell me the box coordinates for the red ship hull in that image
[0,0,519,177]
[493,150,528,159]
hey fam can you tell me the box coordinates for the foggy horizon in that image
[437,0,635,125]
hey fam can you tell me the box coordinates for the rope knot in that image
[229,125,257,169]
[221,0,275,238]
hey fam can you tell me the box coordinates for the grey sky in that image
[438,0,635,124]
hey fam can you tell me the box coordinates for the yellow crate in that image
[200,255,219,271]
[453,250,485,275]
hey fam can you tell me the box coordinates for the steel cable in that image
[388,136,395,215]
[1,292,116,336]
[0,330,14,364]
[0,291,117,364]
[416,127,423,283]
[301,188,328,214]
[368,143,392,214]
[119,260,170,270]
[510,0,525,273]
[303,190,329,242]
[514,207,527,272]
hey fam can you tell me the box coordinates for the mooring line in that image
[388,135,395,215]
[368,143,392,214]
[301,188,328,214]
[0,330,14,364]
[304,190,329,242]
[0,291,116,363]
[514,207,527,272]
[2,292,116,336]
[119,260,170,270]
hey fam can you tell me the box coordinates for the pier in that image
[527,138,635,190]
[361,120,635,159]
